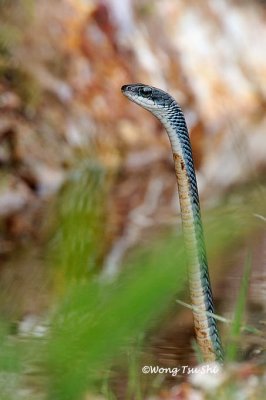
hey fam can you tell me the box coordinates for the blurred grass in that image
[126,337,143,400]
[50,161,108,292]
[226,253,252,362]
[46,236,187,400]
[0,177,265,399]
[0,320,21,400]
[44,183,265,400]
[0,320,20,373]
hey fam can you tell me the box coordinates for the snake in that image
[121,83,224,362]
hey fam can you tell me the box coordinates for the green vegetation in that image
[47,237,187,400]
[0,182,265,399]
[50,161,108,289]
[45,185,264,399]
[0,321,21,400]
[226,253,252,362]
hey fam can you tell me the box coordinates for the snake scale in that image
[121,83,224,362]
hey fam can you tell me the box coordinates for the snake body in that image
[121,83,223,362]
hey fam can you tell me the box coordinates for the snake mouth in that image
[121,84,138,102]
[121,85,128,93]
[121,83,156,108]
[121,84,130,93]
[121,84,134,99]
[121,84,137,94]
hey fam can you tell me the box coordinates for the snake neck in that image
[157,105,224,362]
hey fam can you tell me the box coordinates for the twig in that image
[253,213,266,222]
[176,299,262,335]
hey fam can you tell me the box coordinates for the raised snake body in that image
[121,83,223,362]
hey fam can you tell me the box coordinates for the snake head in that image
[121,83,175,114]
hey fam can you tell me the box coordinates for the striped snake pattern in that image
[121,83,224,362]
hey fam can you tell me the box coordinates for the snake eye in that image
[139,86,152,97]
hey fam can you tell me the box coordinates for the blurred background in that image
[0,1,265,399]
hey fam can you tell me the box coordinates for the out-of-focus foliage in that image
[0,190,263,399]
[50,161,108,290]
[226,254,252,362]
[46,236,187,400]
[0,321,20,372]
[0,320,21,400]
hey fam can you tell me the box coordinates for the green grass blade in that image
[226,253,252,362]
[46,238,187,400]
